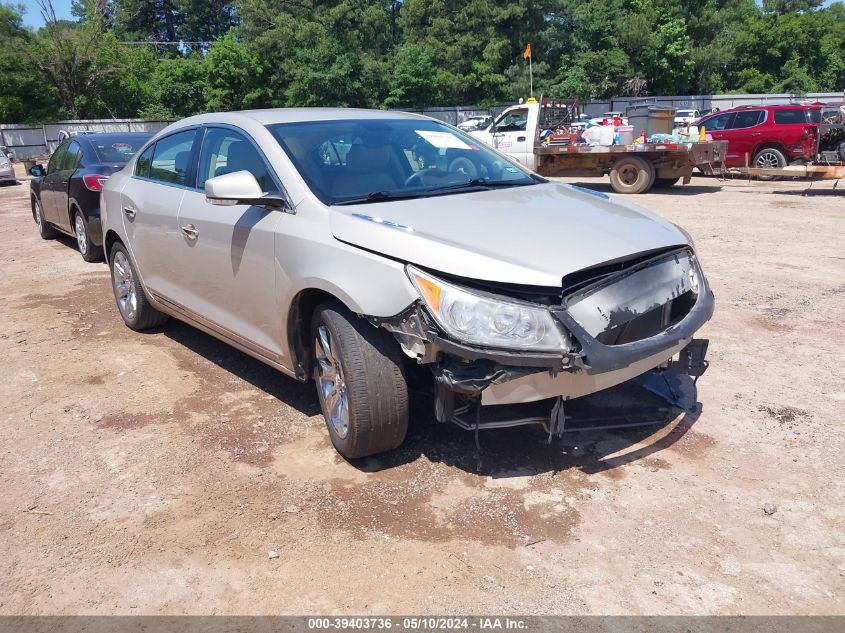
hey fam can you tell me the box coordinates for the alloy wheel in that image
[755,151,781,169]
[74,214,87,255]
[112,251,137,322]
[315,325,349,439]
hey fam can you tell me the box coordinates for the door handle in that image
[181,224,199,240]
[517,136,526,142]
[122,204,136,219]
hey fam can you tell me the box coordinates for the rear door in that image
[120,128,200,300]
[174,126,283,357]
[721,109,766,166]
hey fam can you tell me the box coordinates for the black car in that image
[29,132,150,261]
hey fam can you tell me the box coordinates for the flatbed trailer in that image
[736,164,845,180]
[470,98,728,194]
[534,140,729,194]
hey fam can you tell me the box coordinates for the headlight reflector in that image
[407,266,568,352]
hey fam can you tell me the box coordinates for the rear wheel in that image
[33,198,57,239]
[609,156,655,194]
[108,241,168,331]
[753,147,786,181]
[312,302,408,459]
[74,210,103,262]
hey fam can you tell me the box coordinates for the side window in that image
[197,128,277,192]
[149,129,198,185]
[731,110,764,129]
[61,141,82,171]
[774,109,808,125]
[135,144,154,178]
[496,108,529,132]
[705,113,735,131]
[47,142,69,174]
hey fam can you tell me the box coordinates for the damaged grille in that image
[563,249,699,346]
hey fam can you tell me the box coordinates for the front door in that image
[702,112,738,165]
[120,128,199,300]
[174,126,283,359]
[490,107,531,166]
[40,141,69,224]
[51,140,82,232]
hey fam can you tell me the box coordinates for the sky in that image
[21,0,75,29]
[19,0,841,29]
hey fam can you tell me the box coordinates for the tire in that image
[108,241,169,331]
[311,302,409,459]
[33,197,57,239]
[73,210,103,262]
[838,141,845,163]
[609,156,655,194]
[752,147,786,181]
[653,177,680,188]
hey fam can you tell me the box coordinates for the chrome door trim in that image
[150,291,297,379]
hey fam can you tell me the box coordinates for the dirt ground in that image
[0,165,843,615]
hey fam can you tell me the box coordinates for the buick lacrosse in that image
[101,109,714,459]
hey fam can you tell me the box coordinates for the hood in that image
[329,182,689,287]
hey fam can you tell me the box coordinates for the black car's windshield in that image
[91,135,150,163]
[267,118,538,205]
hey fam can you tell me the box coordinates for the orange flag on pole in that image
[523,42,532,60]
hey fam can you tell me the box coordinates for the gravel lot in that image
[1,166,843,615]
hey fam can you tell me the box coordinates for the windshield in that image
[267,118,537,205]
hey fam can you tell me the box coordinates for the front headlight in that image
[407,266,569,352]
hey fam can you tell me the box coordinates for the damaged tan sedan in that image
[101,109,714,459]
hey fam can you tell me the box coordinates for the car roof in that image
[705,103,819,116]
[172,108,428,128]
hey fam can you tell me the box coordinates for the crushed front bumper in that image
[381,248,714,424]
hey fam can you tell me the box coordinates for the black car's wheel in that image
[33,197,57,239]
[108,241,168,331]
[311,302,408,459]
[753,147,786,181]
[609,156,655,194]
[74,210,103,262]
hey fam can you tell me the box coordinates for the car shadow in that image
[153,318,701,476]
[160,319,321,418]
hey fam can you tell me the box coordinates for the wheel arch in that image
[752,142,788,161]
[286,287,356,380]
[104,229,123,260]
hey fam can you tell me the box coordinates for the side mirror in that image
[204,170,288,209]
[29,164,45,177]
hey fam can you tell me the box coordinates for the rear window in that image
[92,136,148,163]
[773,109,816,125]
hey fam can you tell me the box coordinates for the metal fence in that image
[0,119,173,161]
[2,91,841,160]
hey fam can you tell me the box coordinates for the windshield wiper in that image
[424,178,534,193]
[334,191,427,206]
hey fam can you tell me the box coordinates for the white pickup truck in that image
[471,99,727,194]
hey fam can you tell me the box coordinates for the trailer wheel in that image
[609,156,655,194]
[653,177,680,188]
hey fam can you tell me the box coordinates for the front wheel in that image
[33,198,57,239]
[108,242,169,331]
[312,303,408,459]
[609,156,655,194]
